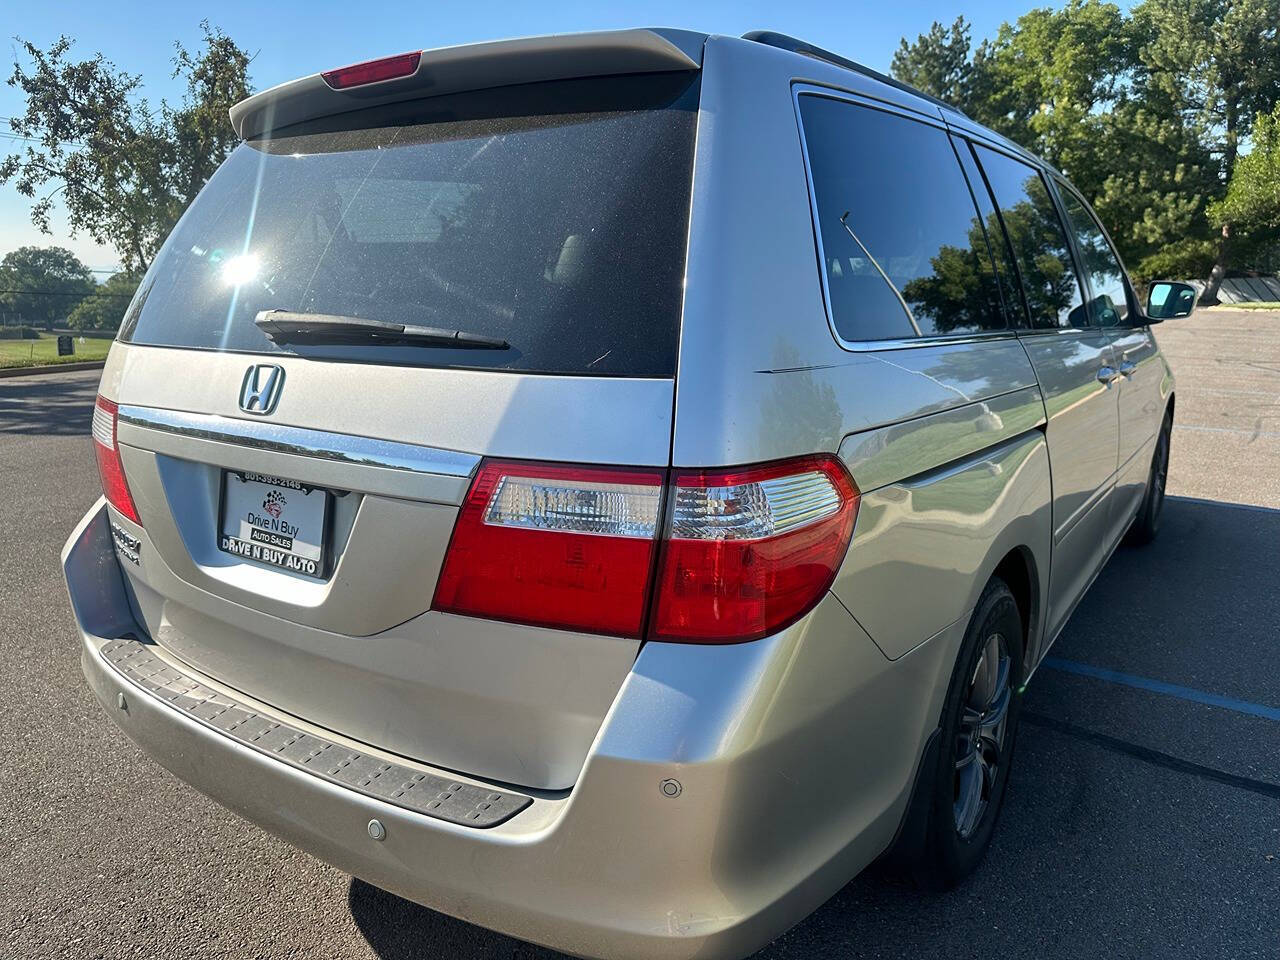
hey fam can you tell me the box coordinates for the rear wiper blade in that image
[254,310,509,349]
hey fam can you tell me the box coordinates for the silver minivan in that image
[63,28,1196,960]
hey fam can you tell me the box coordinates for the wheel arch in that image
[962,500,1051,670]
[990,545,1044,674]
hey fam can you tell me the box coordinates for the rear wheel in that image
[918,577,1023,889]
[1127,412,1172,546]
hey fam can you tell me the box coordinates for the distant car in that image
[63,28,1194,960]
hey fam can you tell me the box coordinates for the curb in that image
[0,360,107,380]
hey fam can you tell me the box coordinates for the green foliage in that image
[900,211,1007,335]
[0,22,251,276]
[0,326,40,340]
[0,331,112,368]
[1088,98,1218,277]
[1132,0,1280,179]
[1132,236,1218,282]
[891,17,978,108]
[891,0,1280,286]
[997,185,1083,326]
[977,1,1134,150]
[0,245,95,328]
[67,271,139,331]
[1209,102,1280,260]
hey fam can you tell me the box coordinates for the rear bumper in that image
[66,500,962,960]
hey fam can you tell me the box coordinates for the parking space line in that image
[1022,712,1280,800]
[1042,657,1280,722]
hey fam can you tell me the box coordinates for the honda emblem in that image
[239,364,285,415]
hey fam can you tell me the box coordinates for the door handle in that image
[1097,366,1121,386]
[1118,360,1137,379]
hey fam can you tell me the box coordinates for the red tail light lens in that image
[321,52,421,89]
[434,455,858,642]
[432,461,665,638]
[651,456,859,643]
[92,396,140,524]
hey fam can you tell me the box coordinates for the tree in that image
[0,246,95,328]
[0,22,252,277]
[1209,102,1280,268]
[891,1,1276,290]
[1088,98,1219,282]
[976,1,1134,152]
[1131,0,1280,301]
[890,4,1178,277]
[891,5,1135,151]
[66,271,139,331]
[891,18,980,109]
[901,214,1007,335]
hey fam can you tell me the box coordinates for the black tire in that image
[1127,411,1172,546]
[916,577,1024,890]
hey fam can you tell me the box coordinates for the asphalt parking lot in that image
[2,308,1278,959]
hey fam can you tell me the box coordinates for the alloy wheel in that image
[1151,426,1169,524]
[953,633,1012,840]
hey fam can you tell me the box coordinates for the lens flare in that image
[222,253,260,287]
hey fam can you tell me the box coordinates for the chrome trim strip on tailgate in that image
[99,636,532,828]
[118,405,480,479]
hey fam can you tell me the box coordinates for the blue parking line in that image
[1042,657,1280,722]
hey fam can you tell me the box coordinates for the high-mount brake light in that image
[321,51,422,90]
[92,396,140,524]
[434,455,860,643]
[651,455,859,643]
[432,461,665,638]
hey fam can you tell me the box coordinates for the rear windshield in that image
[119,74,699,377]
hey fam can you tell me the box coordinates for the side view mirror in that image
[1146,281,1197,321]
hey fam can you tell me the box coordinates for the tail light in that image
[92,396,140,524]
[652,456,859,642]
[321,52,421,89]
[432,461,665,637]
[434,455,858,643]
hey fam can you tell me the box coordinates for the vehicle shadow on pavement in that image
[349,879,565,959]
[0,372,98,436]
[349,495,1280,960]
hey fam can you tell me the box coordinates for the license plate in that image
[218,471,331,578]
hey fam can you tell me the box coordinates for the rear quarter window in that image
[118,74,699,377]
[798,94,1007,344]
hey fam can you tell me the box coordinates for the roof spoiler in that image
[229,28,706,140]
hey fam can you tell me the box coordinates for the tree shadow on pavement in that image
[0,371,100,436]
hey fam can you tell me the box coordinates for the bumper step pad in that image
[99,638,532,828]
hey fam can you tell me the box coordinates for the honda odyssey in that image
[63,28,1195,960]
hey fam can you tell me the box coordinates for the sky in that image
[1,0,1035,276]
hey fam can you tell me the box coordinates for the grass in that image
[0,332,113,369]
[1208,301,1280,311]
